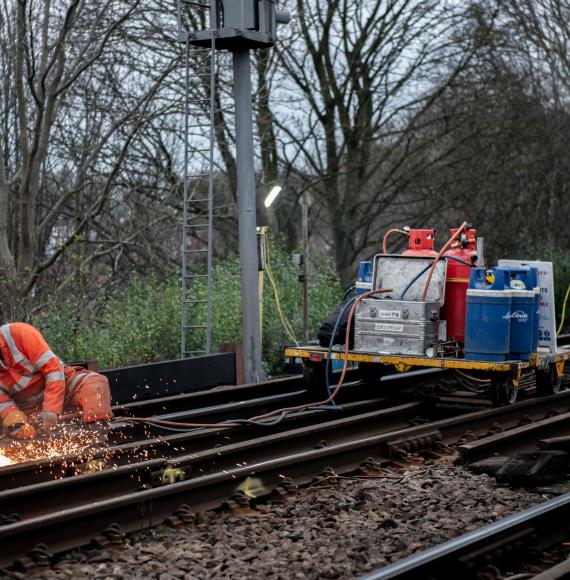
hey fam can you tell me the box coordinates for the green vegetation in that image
[31,238,342,375]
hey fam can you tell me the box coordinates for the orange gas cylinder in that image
[402,229,438,256]
[441,228,478,343]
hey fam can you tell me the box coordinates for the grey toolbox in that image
[354,255,447,356]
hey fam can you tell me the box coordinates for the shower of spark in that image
[1,423,107,467]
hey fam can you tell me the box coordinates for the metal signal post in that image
[179,0,290,383]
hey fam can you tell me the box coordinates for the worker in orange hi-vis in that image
[0,322,113,440]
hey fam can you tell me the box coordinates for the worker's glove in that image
[2,410,36,440]
[37,411,58,428]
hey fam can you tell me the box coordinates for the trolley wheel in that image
[357,362,384,386]
[302,360,333,399]
[536,364,562,396]
[493,376,518,406]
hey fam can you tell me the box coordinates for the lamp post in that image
[264,185,282,208]
[258,184,282,344]
[301,195,309,344]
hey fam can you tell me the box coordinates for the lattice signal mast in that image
[176,1,289,382]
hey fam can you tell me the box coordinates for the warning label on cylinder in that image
[374,323,404,333]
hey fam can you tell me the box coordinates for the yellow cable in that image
[557,281,570,335]
[266,263,299,345]
[265,237,297,342]
[264,236,299,346]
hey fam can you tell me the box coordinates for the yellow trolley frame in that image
[284,346,569,404]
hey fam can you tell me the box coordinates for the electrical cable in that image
[248,287,392,423]
[107,291,397,434]
[453,375,486,394]
[400,264,432,301]
[342,285,356,301]
[325,295,358,400]
[264,234,299,345]
[454,369,492,384]
[557,282,570,335]
[400,256,474,300]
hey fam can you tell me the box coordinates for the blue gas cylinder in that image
[465,268,512,361]
[497,266,539,356]
[519,267,540,353]
[507,290,535,360]
[355,261,373,295]
[468,267,508,290]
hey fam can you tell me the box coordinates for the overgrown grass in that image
[31,238,342,375]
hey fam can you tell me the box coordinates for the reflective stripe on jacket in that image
[0,323,66,419]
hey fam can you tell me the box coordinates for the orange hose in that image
[250,287,393,422]
[383,229,409,254]
[454,369,492,384]
[421,221,468,301]
[61,289,393,431]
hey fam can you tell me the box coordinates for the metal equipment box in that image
[354,299,440,356]
[372,254,447,303]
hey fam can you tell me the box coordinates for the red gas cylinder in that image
[402,229,437,256]
[441,228,478,343]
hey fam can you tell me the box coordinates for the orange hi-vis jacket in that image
[0,323,66,420]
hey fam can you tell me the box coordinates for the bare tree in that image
[0,0,186,318]
[406,1,570,257]
[258,0,473,283]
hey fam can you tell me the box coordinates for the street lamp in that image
[264,185,282,208]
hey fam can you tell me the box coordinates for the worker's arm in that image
[0,390,18,421]
[0,384,34,438]
[9,323,65,415]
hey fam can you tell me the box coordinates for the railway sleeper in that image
[165,504,195,528]
[91,522,126,549]
[386,429,442,457]
[14,543,52,571]
[459,528,536,574]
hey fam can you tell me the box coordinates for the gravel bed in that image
[19,456,542,580]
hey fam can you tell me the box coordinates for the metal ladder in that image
[178,2,216,357]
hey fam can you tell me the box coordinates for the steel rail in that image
[0,391,569,567]
[458,410,570,463]
[0,396,395,489]
[112,373,309,417]
[0,368,449,489]
[0,402,427,521]
[360,492,570,580]
[112,369,444,439]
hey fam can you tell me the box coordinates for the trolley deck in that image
[284,346,569,405]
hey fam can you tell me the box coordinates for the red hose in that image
[420,221,468,301]
[59,290,393,431]
[250,287,393,422]
[382,229,409,255]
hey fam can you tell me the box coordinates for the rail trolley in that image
[284,345,569,406]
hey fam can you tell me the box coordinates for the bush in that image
[31,237,342,375]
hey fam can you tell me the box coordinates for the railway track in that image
[0,367,452,489]
[361,491,570,580]
[0,386,568,570]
